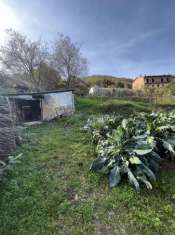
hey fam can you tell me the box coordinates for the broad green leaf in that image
[133,134,147,140]
[140,163,156,182]
[129,156,141,165]
[147,136,156,148]
[150,151,161,162]
[109,166,121,188]
[137,176,152,190]
[149,158,159,174]
[164,138,175,147]
[163,140,175,157]
[134,149,152,155]
[127,168,140,191]
[90,157,107,172]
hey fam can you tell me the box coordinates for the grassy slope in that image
[0,97,175,235]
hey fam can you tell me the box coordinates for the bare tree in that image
[52,34,88,87]
[0,29,48,91]
[34,62,62,90]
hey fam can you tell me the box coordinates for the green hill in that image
[84,75,132,89]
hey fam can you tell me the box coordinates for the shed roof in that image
[2,89,74,97]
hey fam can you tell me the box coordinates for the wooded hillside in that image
[84,75,132,88]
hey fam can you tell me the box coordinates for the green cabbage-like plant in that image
[85,111,175,191]
[84,115,122,144]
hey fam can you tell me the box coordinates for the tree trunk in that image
[66,75,71,88]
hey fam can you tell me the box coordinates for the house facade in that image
[132,75,175,90]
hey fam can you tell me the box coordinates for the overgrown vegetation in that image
[1,97,175,235]
[85,112,175,190]
[143,82,175,105]
[0,153,23,183]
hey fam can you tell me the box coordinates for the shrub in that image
[84,112,175,190]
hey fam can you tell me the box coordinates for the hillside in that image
[84,75,132,89]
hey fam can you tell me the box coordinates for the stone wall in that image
[0,96,16,159]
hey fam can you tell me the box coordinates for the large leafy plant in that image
[85,112,175,191]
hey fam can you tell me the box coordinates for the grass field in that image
[0,97,175,235]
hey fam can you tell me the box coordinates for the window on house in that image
[152,78,154,83]
[167,77,169,82]
[146,79,149,83]
[161,78,163,82]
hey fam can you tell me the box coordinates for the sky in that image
[0,0,175,78]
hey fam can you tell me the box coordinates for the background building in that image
[132,75,175,90]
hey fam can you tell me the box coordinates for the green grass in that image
[76,96,152,115]
[1,97,175,235]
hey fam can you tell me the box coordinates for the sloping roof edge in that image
[2,89,74,97]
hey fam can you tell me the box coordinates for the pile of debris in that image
[0,96,16,160]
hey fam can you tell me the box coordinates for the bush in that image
[84,111,175,191]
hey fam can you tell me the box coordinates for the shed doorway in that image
[15,99,41,122]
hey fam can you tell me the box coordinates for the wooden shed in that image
[4,89,75,123]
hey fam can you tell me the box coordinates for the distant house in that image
[3,89,75,123]
[132,75,175,90]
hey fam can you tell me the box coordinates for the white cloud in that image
[0,1,22,44]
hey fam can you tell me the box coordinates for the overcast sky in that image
[1,0,175,78]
